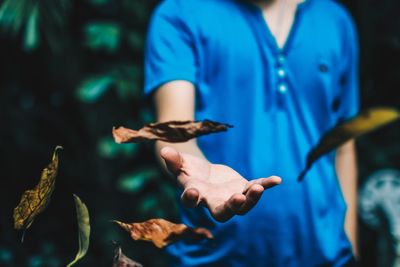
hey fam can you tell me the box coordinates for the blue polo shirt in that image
[145,0,359,266]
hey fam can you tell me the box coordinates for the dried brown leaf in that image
[298,107,400,181]
[113,120,232,143]
[13,146,63,237]
[113,246,143,267]
[113,218,213,248]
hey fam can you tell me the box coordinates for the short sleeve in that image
[336,14,360,122]
[144,1,197,95]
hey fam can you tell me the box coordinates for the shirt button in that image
[277,55,285,64]
[277,68,286,78]
[278,84,288,94]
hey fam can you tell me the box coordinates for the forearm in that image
[335,140,358,257]
[154,81,208,171]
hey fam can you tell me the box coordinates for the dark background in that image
[0,0,399,266]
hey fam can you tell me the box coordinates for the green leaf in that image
[138,195,159,215]
[97,137,120,158]
[0,248,12,264]
[76,75,113,103]
[121,143,138,157]
[23,5,40,51]
[113,64,142,100]
[97,136,138,159]
[127,31,144,51]
[117,168,158,194]
[86,0,110,5]
[120,0,149,23]
[143,198,167,218]
[67,195,91,267]
[0,0,28,33]
[28,255,43,267]
[83,22,121,52]
[139,109,154,124]
[114,79,137,99]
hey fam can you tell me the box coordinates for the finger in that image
[237,184,264,215]
[212,202,235,223]
[160,146,183,175]
[226,193,246,213]
[243,176,282,194]
[181,188,201,208]
[209,195,244,222]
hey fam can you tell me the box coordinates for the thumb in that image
[160,147,183,175]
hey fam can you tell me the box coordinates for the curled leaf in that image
[298,107,400,181]
[113,120,232,143]
[13,146,63,238]
[113,218,213,248]
[67,194,91,267]
[113,246,143,267]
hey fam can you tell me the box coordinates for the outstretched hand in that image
[160,147,282,222]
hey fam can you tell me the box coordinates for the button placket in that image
[276,53,288,107]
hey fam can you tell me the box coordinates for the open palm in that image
[160,147,282,222]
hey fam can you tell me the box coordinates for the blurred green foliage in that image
[0,0,178,266]
[0,0,398,266]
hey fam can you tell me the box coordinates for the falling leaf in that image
[298,107,400,181]
[113,219,213,248]
[13,146,63,239]
[113,246,143,267]
[113,120,233,143]
[67,194,91,267]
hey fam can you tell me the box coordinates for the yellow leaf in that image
[298,107,400,181]
[67,194,91,267]
[13,146,63,237]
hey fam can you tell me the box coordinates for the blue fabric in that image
[145,0,359,266]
